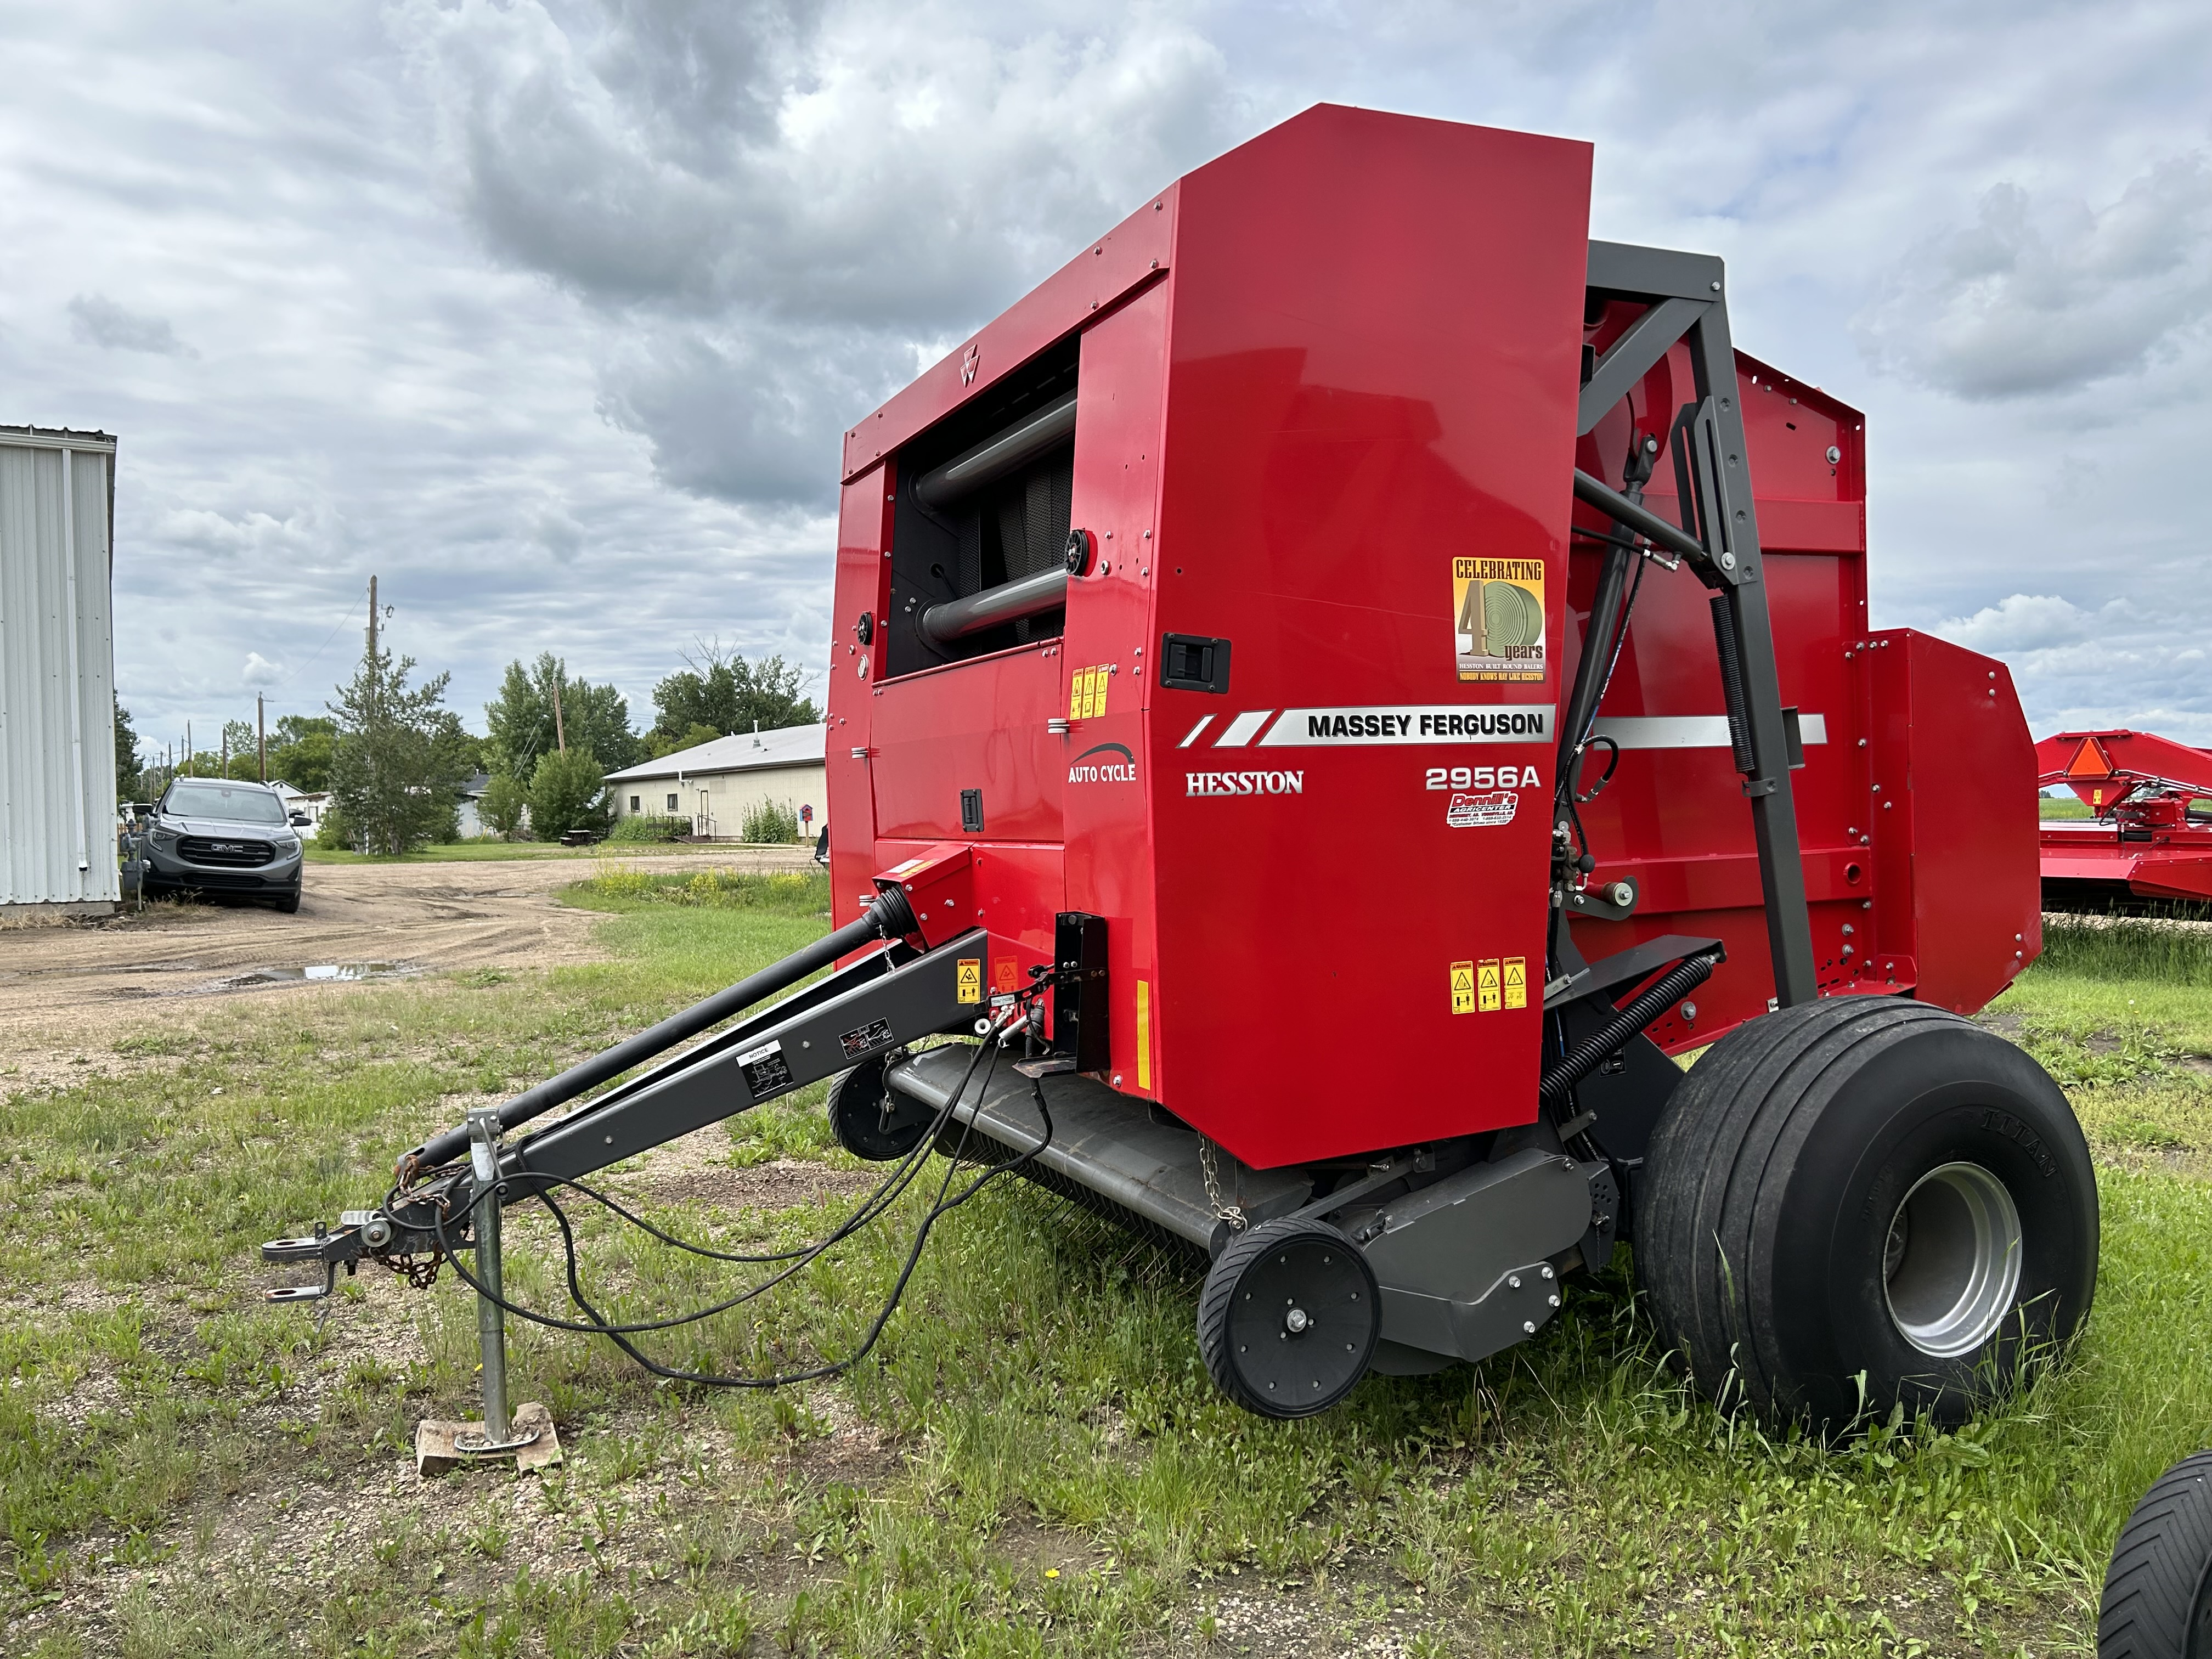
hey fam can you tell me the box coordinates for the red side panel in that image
[1864,630,2039,1011]
[1143,109,1592,1164]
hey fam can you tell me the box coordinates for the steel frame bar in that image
[1575,243,1819,1007]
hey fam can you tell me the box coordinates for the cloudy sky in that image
[4,0,2208,751]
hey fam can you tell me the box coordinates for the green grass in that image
[2040,796,2092,820]
[9,896,2212,1652]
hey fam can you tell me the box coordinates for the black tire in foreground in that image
[2101,1452,2212,1657]
[273,888,302,915]
[1198,1217,1378,1419]
[1639,996,2097,1430]
[826,1058,933,1162]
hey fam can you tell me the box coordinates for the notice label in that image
[1450,961,1476,1015]
[1454,557,1547,682]
[956,958,983,1004]
[1477,959,1503,1013]
[736,1040,793,1096]
[994,959,1019,994]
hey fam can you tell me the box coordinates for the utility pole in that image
[258,695,267,782]
[187,721,193,777]
[552,667,567,754]
[368,574,378,662]
[221,727,229,778]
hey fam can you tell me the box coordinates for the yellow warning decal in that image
[1449,961,1476,1015]
[956,959,982,1005]
[1070,665,1112,720]
[1136,979,1152,1090]
[1453,556,1547,683]
[1503,956,1527,1011]
[1477,959,1503,1013]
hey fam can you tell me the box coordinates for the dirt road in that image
[0,850,811,1082]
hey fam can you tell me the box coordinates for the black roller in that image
[913,393,1077,512]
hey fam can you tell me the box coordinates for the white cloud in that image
[241,651,284,686]
[1855,153,2212,399]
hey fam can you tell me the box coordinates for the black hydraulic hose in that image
[1538,951,1718,1107]
[403,887,917,1172]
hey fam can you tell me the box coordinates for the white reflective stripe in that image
[1213,710,1275,748]
[1177,716,1215,748]
[1590,713,1827,749]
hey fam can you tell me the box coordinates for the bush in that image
[479,771,531,840]
[528,748,608,843]
[738,798,799,844]
[606,814,689,844]
[314,804,358,851]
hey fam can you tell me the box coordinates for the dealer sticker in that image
[1446,789,1517,828]
[1454,557,1547,682]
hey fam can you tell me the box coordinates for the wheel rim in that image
[1882,1161,2023,1358]
[1223,1237,1374,1412]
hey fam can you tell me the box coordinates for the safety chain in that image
[1198,1137,1248,1233]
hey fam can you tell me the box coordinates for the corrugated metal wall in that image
[1,431,119,907]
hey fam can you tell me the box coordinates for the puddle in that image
[197,962,416,993]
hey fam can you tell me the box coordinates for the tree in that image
[221,719,259,780]
[650,646,817,747]
[266,715,337,793]
[114,697,141,802]
[479,771,531,840]
[327,644,474,856]
[528,747,608,842]
[645,720,724,760]
[484,654,641,781]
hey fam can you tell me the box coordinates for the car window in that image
[163,782,288,825]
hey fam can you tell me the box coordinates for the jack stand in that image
[416,1105,562,1476]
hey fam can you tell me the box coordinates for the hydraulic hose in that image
[1538,950,1718,1108]
[403,887,917,1173]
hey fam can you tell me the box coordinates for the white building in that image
[1,427,119,917]
[605,724,826,841]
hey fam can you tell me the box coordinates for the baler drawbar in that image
[267,104,2098,1433]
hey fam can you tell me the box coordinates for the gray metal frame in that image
[1572,241,1818,1007]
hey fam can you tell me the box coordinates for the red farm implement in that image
[269,106,2096,1438]
[2038,729,2212,910]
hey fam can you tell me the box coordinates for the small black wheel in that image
[827,1058,932,1161]
[273,888,302,915]
[1640,996,2097,1430]
[1198,1217,1378,1419]
[2101,1452,2212,1657]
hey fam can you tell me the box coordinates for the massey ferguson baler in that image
[269,106,2097,1438]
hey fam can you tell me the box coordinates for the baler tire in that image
[1198,1217,1378,1420]
[1638,995,2096,1431]
[2099,1451,2212,1658]
[826,1058,930,1163]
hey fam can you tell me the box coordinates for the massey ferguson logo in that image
[1187,770,1304,796]
[1068,742,1137,785]
[961,343,979,386]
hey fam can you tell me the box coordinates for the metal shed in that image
[1,426,119,916]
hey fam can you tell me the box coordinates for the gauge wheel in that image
[1640,995,2097,1430]
[2101,1451,2212,1657]
[827,1057,933,1161]
[1198,1217,1379,1419]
